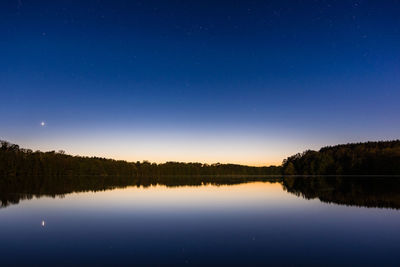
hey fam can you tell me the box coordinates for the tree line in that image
[2,139,400,177]
[0,140,280,177]
[281,140,400,175]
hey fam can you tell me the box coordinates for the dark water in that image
[0,176,399,265]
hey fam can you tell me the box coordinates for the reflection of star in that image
[41,122,45,126]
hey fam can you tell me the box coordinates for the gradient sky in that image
[1,0,400,166]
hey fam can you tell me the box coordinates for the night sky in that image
[1,0,400,166]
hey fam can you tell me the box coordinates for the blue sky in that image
[1,0,400,165]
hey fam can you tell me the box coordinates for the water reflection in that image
[0,176,399,265]
[0,175,280,208]
[2,175,400,209]
[283,176,400,209]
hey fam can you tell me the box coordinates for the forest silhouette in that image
[282,140,400,175]
[2,140,400,177]
[0,140,280,177]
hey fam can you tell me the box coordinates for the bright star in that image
[41,122,45,126]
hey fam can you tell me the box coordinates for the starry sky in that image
[1,0,400,166]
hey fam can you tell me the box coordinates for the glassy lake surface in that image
[0,176,399,265]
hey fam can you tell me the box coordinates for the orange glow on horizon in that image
[11,135,301,167]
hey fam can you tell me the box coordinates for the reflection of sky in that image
[0,182,399,265]
[4,182,300,212]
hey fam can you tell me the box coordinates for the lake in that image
[0,176,399,265]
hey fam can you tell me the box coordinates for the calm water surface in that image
[0,178,399,265]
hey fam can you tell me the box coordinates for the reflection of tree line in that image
[2,175,400,210]
[3,175,400,210]
[283,176,400,210]
[0,175,281,208]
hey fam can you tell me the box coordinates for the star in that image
[41,122,45,126]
